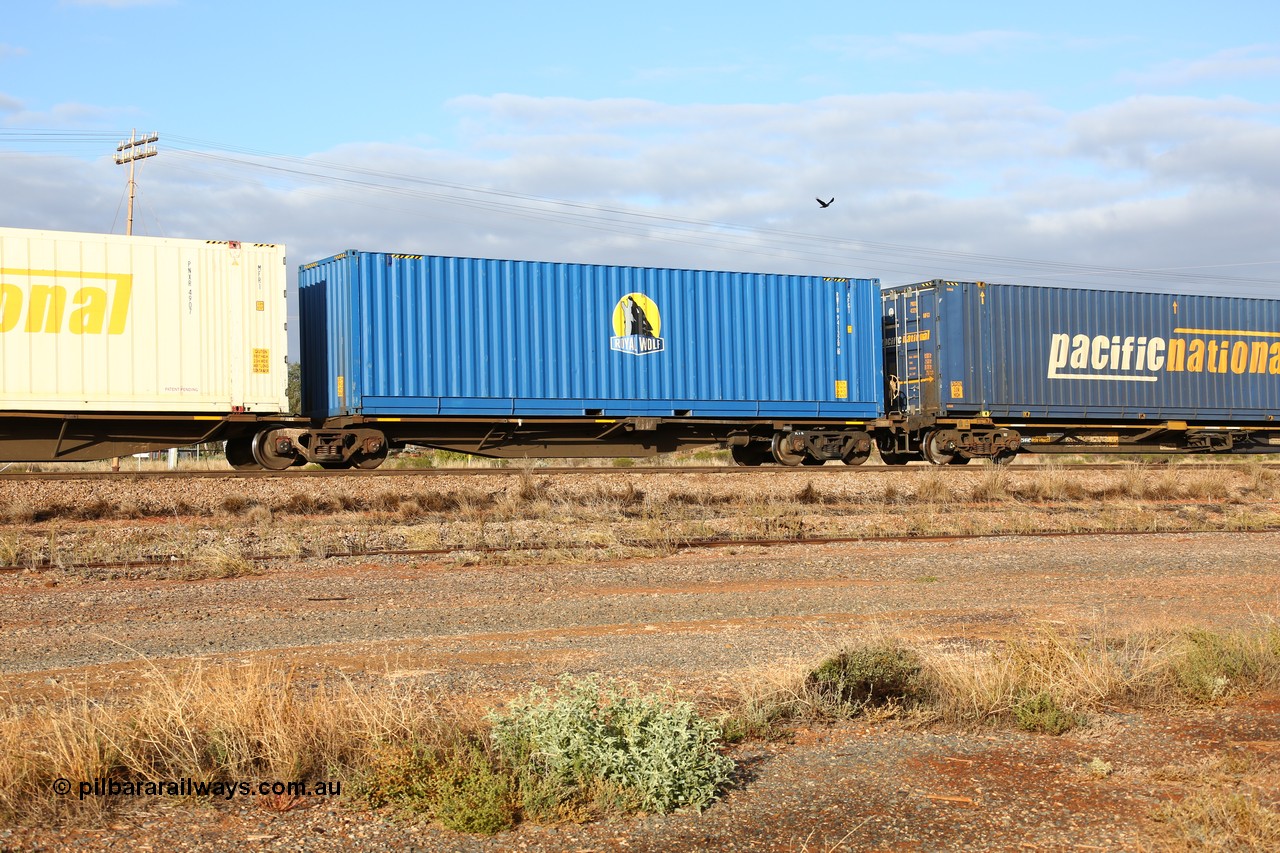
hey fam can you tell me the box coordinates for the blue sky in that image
[2,1,1278,352]
[6,2,1275,149]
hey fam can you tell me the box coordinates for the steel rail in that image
[3,461,1280,481]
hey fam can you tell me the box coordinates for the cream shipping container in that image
[0,226,288,461]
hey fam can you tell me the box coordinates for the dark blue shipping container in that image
[299,251,882,421]
[883,280,1280,423]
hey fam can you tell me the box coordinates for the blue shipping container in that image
[300,251,882,421]
[884,280,1280,423]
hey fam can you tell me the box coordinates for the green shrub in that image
[1170,629,1275,703]
[1013,692,1082,734]
[806,643,925,712]
[489,677,733,820]
[356,738,515,834]
[422,741,516,834]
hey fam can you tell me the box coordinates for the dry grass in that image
[7,462,1280,574]
[1151,753,1280,851]
[0,659,452,825]
[0,664,734,833]
[178,545,259,580]
[719,621,1280,739]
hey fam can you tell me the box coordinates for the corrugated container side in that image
[299,252,881,420]
[0,227,288,413]
[884,280,1280,422]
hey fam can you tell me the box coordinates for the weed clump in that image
[359,739,515,834]
[806,643,926,713]
[795,482,823,505]
[489,677,733,820]
[1170,628,1280,703]
[1013,692,1083,734]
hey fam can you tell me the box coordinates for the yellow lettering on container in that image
[1186,339,1206,372]
[0,269,132,335]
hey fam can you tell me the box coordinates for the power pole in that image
[110,131,159,473]
[113,130,158,236]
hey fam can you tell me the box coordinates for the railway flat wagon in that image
[293,250,882,467]
[882,280,1280,462]
[0,226,289,462]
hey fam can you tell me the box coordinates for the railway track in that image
[4,461,1280,481]
[6,524,1274,575]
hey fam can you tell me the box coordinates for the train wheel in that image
[921,431,956,466]
[991,450,1017,466]
[225,436,260,471]
[351,444,389,470]
[842,432,872,466]
[771,432,805,467]
[880,450,911,465]
[251,430,296,471]
[842,446,871,466]
[731,443,768,466]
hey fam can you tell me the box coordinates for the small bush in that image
[489,677,733,819]
[795,483,822,505]
[806,643,925,712]
[370,740,515,834]
[514,471,551,503]
[1170,628,1279,703]
[246,505,273,527]
[181,547,257,580]
[426,743,518,834]
[220,495,251,515]
[1013,692,1083,735]
[971,468,1010,502]
[278,493,318,515]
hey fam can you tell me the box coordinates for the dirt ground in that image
[1,467,1279,851]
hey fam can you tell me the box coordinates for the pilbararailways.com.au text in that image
[54,777,342,801]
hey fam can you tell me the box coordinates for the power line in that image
[5,128,1278,287]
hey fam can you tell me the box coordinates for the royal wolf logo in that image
[610,292,665,356]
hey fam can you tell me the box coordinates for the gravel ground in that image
[2,468,1279,850]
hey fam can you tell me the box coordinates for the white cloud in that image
[1125,45,1280,86]
[2,89,1277,360]
[0,44,29,61]
[1067,95,1280,188]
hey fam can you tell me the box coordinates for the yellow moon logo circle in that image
[611,292,661,338]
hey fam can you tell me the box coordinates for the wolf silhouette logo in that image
[610,292,665,356]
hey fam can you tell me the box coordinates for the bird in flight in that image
[816,197,834,208]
